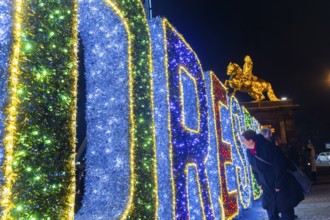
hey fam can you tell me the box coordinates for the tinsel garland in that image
[76,0,130,218]
[0,0,263,218]
[243,108,262,200]
[210,73,239,219]
[230,97,252,210]
[0,0,12,187]
[1,0,78,218]
[77,0,157,219]
[149,17,173,219]
[164,20,214,219]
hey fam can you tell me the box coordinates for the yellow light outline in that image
[178,65,200,134]
[1,0,23,218]
[66,0,79,218]
[185,163,207,220]
[162,18,176,220]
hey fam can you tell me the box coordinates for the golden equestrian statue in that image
[224,55,280,102]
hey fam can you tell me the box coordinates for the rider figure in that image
[242,55,258,84]
[226,56,280,101]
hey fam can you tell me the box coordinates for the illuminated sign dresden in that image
[0,0,260,219]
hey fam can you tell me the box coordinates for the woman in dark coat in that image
[241,130,304,220]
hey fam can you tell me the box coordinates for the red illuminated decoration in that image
[211,73,238,219]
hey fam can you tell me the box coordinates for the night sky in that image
[151,0,330,148]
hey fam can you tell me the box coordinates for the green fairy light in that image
[18,151,26,156]
[17,88,23,94]
[24,43,33,51]
[16,205,23,211]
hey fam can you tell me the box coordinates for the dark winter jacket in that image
[246,134,304,212]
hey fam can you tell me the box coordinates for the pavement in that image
[238,165,330,220]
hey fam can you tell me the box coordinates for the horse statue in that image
[224,62,280,102]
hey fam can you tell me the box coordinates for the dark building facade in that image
[241,100,299,148]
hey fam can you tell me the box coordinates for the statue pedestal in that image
[240,100,299,146]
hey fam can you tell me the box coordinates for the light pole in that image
[143,0,153,19]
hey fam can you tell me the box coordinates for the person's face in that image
[264,131,272,140]
[307,143,313,149]
[241,136,255,149]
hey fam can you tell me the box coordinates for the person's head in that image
[260,128,272,141]
[306,142,314,149]
[244,55,252,64]
[241,130,257,149]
